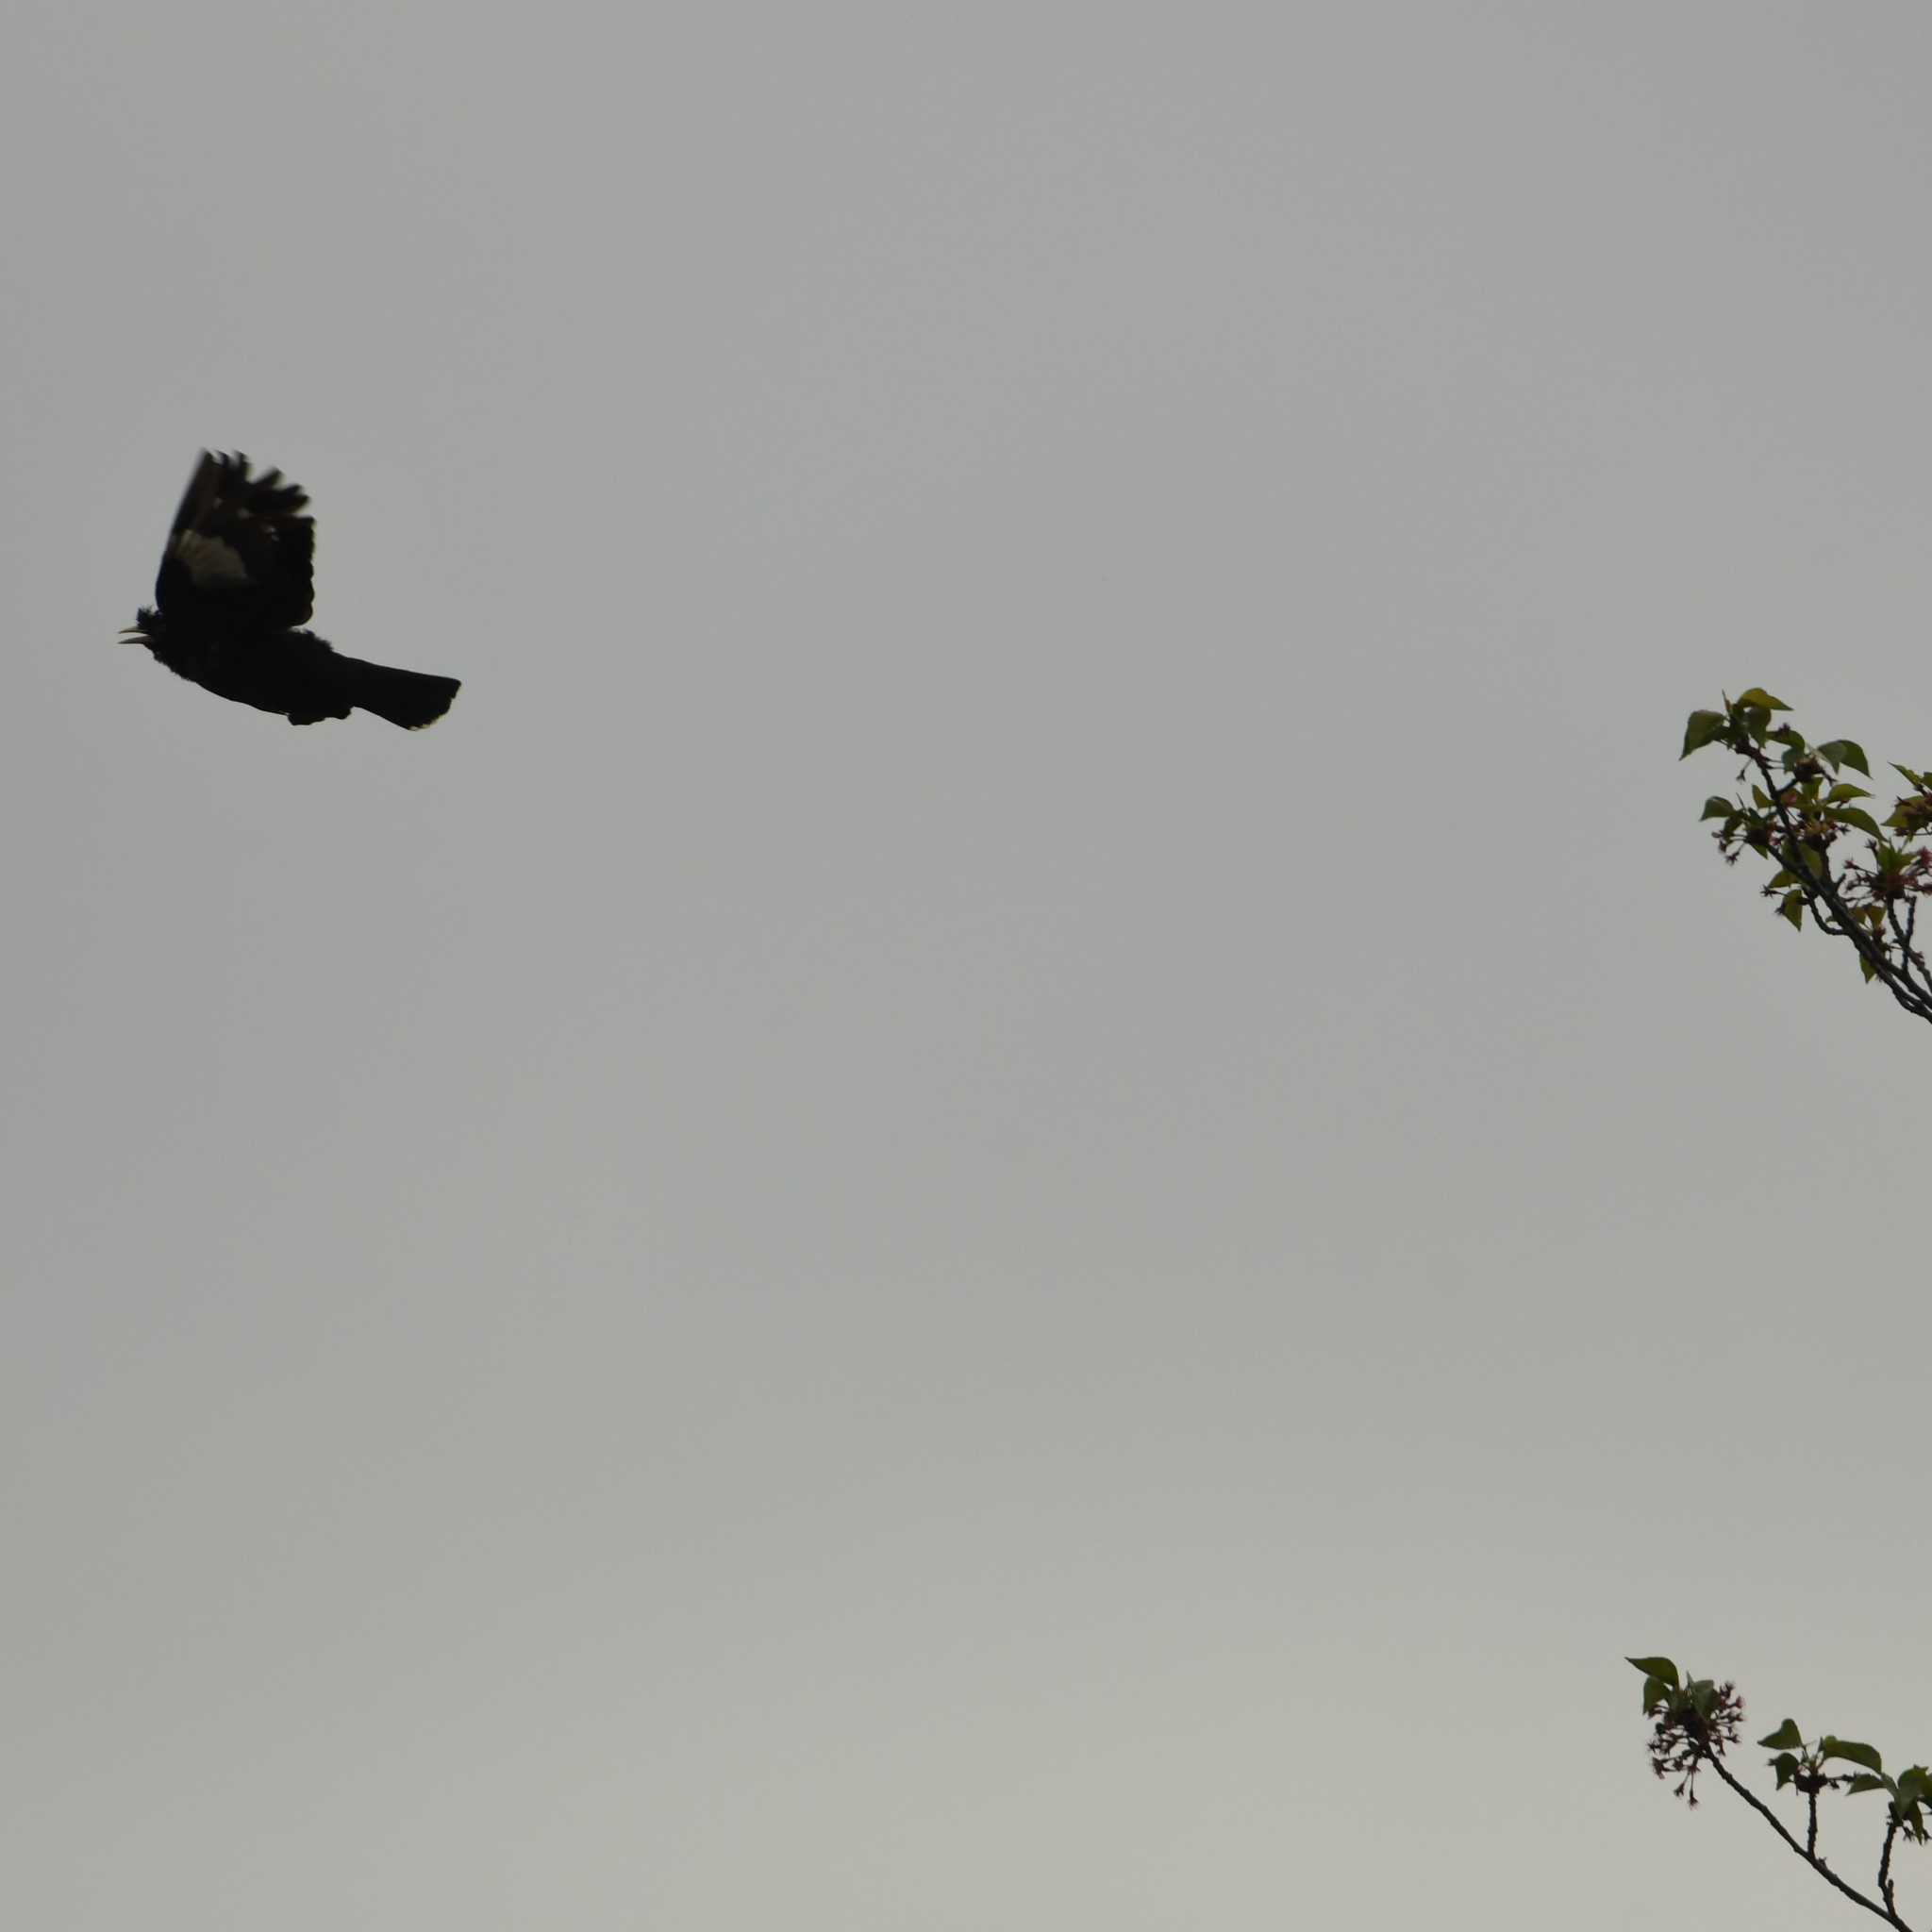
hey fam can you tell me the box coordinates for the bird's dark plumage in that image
[124,452,460,729]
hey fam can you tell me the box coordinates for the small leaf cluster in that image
[1754,1717,1932,1831]
[1630,1657,1744,1804]
[1636,1657,1932,1842]
[1757,1721,1932,1848]
[1681,688,1932,999]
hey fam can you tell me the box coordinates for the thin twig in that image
[1884,901,1932,1006]
[1707,1756,1914,1931]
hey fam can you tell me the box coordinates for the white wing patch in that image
[174,528,251,587]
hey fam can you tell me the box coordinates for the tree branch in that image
[1707,1755,1915,1931]
[1740,742,1932,1021]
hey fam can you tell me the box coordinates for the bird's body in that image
[125,453,460,729]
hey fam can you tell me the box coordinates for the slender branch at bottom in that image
[1707,1755,1912,1932]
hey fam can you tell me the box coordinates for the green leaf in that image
[1863,954,1881,983]
[1823,1738,1885,1774]
[1759,1720,1806,1750]
[1827,783,1874,804]
[1682,710,1729,758]
[1847,1774,1893,1795]
[1685,1678,1722,1718]
[1780,890,1806,930]
[1628,1657,1679,1688]
[1701,795,1737,821]
[1774,1753,1799,1789]
[1833,807,1884,838]
[1736,688,1791,711]
[1819,739,1872,776]
[1893,764,1926,790]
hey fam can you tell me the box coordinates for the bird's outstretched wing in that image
[155,451,316,633]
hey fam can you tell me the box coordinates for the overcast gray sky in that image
[7,4,1932,1926]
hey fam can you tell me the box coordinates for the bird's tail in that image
[345,658,461,730]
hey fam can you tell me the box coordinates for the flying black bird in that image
[123,452,461,729]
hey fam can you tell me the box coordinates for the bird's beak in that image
[116,626,142,642]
